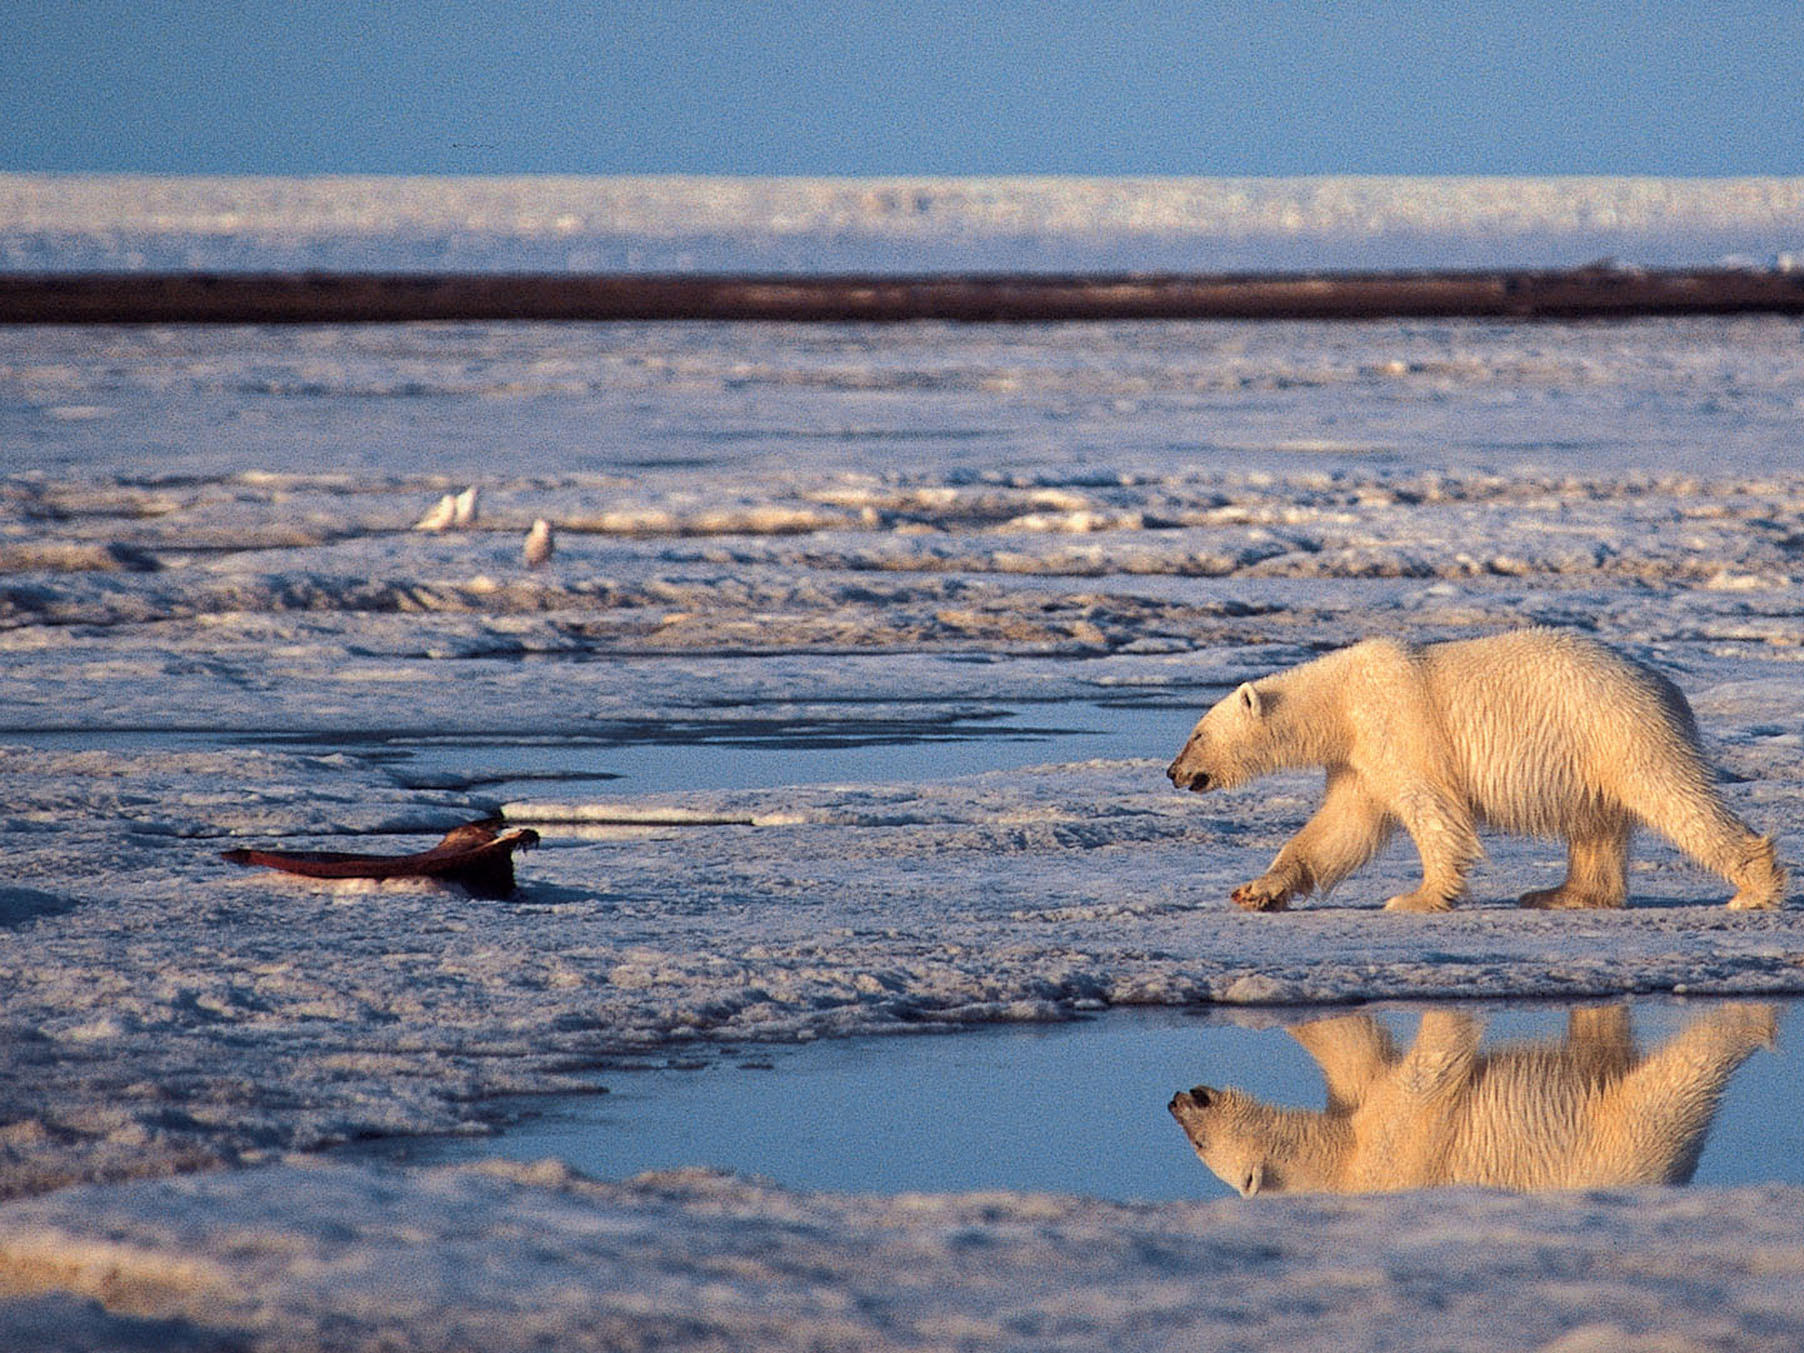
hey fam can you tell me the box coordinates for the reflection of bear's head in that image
[1168,1083,1336,1196]
[1166,681,1280,794]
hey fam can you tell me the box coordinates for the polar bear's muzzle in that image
[1170,1085,1216,1114]
[1168,763,1212,792]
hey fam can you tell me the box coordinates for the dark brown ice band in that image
[5,267,1804,324]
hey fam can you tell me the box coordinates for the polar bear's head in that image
[1166,681,1272,793]
[1167,1084,1282,1196]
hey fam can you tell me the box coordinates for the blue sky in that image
[6,1,1802,177]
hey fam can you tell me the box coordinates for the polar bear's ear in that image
[1236,682,1262,718]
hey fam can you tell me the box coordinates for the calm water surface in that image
[355,999,1803,1201]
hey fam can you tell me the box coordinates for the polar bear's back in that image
[1439,1043,1635,1189]
[1419,629,1706,838]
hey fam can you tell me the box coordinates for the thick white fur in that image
[1166,629,1784,912]
[1168,1004,1776,1194]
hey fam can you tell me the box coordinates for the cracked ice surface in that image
[4,310,1804,1348]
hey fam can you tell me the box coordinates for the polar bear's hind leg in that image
[1622,768,1785,910]
[1519,816,1632,910]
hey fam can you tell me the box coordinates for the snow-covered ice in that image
[6,172,1804,273]
[4,179,1804,1347]
[5,1162,1804,1352]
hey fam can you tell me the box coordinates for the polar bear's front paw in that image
[1383,890,1452,913]
[1232,876,1293,912]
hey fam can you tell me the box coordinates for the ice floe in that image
[3,266,1804,1345]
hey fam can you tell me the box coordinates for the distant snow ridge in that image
[6,174,1804,273]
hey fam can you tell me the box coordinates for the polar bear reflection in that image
[1169,1005,1776,1195]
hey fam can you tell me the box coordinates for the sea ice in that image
[2,296,1803,1346]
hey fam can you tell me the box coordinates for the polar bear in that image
[1165,629,1783,912]
[1168,1003,1777,1194]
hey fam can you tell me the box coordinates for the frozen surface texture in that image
[4,260,1804,1346]
[3,1161,1804,1352]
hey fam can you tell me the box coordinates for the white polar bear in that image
[1166,629,1783,912]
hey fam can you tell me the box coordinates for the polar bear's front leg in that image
[1234,771,1393,912]
[1385,780,1481,913]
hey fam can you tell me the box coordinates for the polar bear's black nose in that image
[1167,765,1211,791]
[1169,1086,1215,1111]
